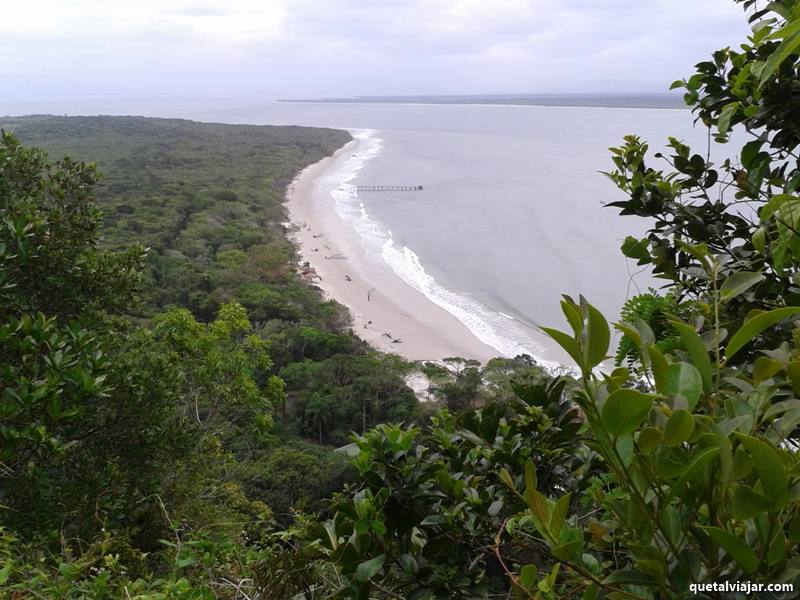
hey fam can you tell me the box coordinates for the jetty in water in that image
[346,184,424,193]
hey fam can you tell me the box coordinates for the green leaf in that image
[737,434,789,508]
[614,321,642,351]
[726,307,800,360]
[752,226,767,254]
[525,488,550,526]
[541,326,581,367]
[664,362,703,409]
[717,101,739,136]
[664,409,695,447]
[398,554,418,574]
[561,299,584,337]
[621,236,650,262]
[519,564,538,590]
[550,493,571,538]
[602,388,656,437]
[355,554,385,581]
[498,468,514,490]
[702,527,759,573]
[674,447,720,490]
[759,29,800,88]
[584,302,610,370]
[669,319,712,394]
[420,515,446,526]
[733,485,773,520]
[753,356,785,383]
[371,520,387,535]
[524,459,537,492]
[637,427,663,453]
[551,527,583,562]
[646,345,670,392]
[720,271,765,302]
[786,360,800,394]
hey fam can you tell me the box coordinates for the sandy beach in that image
[285,135,499,363]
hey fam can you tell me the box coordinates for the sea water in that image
[2,96,733,363]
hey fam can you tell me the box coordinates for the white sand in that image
[285,138,498,363]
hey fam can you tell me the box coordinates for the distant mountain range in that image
[280,92,686,110]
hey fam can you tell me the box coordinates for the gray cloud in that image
[0,0,752,99]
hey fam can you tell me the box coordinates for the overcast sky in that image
[2,0,751,99]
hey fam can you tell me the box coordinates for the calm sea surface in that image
[3,97,733,362]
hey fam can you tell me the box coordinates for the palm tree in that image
[303,393,332,444]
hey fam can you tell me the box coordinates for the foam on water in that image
[319,129,565,369]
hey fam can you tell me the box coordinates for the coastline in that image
[285,133,499,363]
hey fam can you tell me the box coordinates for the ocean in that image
[3,96,731,363]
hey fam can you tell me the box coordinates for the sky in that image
[1,0,751,99]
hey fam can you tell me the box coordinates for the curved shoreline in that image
[285,133,499,363]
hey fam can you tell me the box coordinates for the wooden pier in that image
[351,184,424,192]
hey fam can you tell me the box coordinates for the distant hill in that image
[280,92,686,110]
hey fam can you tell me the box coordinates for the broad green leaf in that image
[664,362,703,409]
[420,515,446,526]
[620,236,650,262]
[733,485,772,520]
[524,459,537,492]
[637,427,664,453]
[664,409,695,446]
[398,554,418,574]
[614,321,642,351]
[541,326,581,367]
[646,345,669,392]
[551,527,583,562]
[525,488,550,526]
[786,361,800,394]
[726,307,800,360]
[519,564,537,590]
[560,299,583,337]
[752,226,767,254]
[764,398,800,419]
[717,101,739,136]
[753,356,785,383]
[602,388,656,437]
[759,29,800,88]
[498,467,514,490]
[355,554,385,581]
[634,316,656,346]
[550,493,571,538]
[669,319,712,394]
[675,447,720,489]
[702,527,759,573]
[720,271,765,302]
[584,302,610,370]
[737,434,789,508]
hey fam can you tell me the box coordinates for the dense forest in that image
[0,116,550,597]
[6,0,800,597]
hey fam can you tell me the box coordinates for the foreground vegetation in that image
[264,1,800,597]
[6,0,800,597]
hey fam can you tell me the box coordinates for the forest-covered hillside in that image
[0,116,552,597]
